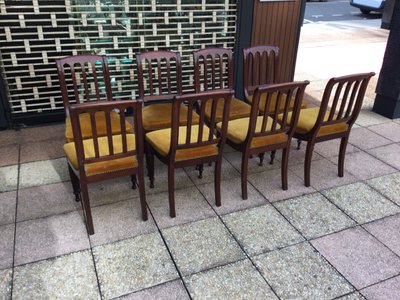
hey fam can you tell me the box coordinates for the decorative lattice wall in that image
[0,0,237,117]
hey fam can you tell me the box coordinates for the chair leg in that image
[68,164,81,202]
[304,141,315,187]
[241,151,249,200]
[214,158,222,207]
[168,165,176,218]
[136,168,148,221]
[338,136,349,177]
[130,175,137,190]
[195,164,204,179]
[80,178,94,235]
[146,152,155,188]
[281,148,289,190]
[297,139,302,150]
[258,152,265,166]
[270,150,276,165]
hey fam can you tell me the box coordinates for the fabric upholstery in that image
[64,134,137,176]
[205,97,251,123]
[217,116,288,148]
[65,111,133,142]
[142,103,200,131]
[146,125,218,161]
[247,93,307,114]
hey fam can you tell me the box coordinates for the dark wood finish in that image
[225,81,309,200]
[146,90,233,217]
[67,100,148,235]
[295,72,375,187]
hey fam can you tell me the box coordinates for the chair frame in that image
[294,72,375,187]
[67,100,148,235]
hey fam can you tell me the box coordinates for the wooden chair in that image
[56,55,133,142]
[63,100,148,235]
[280,72,375,187]
[221,81,309,200]
[145,90,233,217]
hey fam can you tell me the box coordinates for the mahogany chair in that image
[63,100,148,235]
[56,55,133,142]
[221,81,309,200]
[145,90,233,217]
[280,72,375,187]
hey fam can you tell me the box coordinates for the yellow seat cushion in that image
[65,111,133,142]
[146,125,218,161]
[63,134,137,176]
[247,93,307,114]
[278,107,349,137]
[142,103,200,131]
[205,98,251,123]
[217,116,288,148]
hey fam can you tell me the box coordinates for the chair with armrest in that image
[145,90,233,217]
[220,81,309,200]
[63,100,148,235]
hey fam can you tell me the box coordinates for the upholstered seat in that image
[247,93,307,114]
[205,98,251,123]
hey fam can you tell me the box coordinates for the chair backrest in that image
[193,47,234,92]
[243,45,279,98]
[56,55,112,116]
[135,50,182,102]
[247,81,309,144]
[312,72,375,134]
[170,90,234,160]
[68,100,143,171]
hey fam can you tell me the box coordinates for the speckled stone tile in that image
[290,158,357,190]
[248,168,315,202]
[197,177,267,215]
[361,275,400,300]
[336,292,366,300]
[275,193,356,239]
[223,151,281,175]
[19,158,70,189]
[355,110,392,127]
[20,137,65,163]
[0,191,16,225]
[0,269,12,299]
[363,214,400,256]
[13,250,100,300]
[314,139,358,158]
[184,157,240,185]
[368,122,400,142]
[367,172,400,206]
[17,182,79,222]
[93,232,178,299]
[349,127,392,150]
[0,144,19,167]
[0,129,20,146]
[322,182,400,224]
[162,217,245,276]
[287,140,324,166]
[20,123,65,143]
[329,151,395,181]
[184,259,277,300]
[89,200,157,247]
[312,227,400,289]
[119,280,190,300]
[147,186,216,229]
[0,165,18,192]
[14,211,90,265]
[367,143,400,170]
[253,242,353,299]
[222,205,304,256]
[0,224,14,270]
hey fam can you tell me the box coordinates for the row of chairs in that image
[56,47,375,235]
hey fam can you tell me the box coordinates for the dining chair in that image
[63,100,148,235]
[145,90,233,217]
[279,72,375,187]
[220,81,309,200]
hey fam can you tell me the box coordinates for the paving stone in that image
[0,165,18,192]
[314,139,358,158]
[222,205,304,256]
[253,242,353,299]
[93,232,178,299]
[349,127,392,150]
[223,151,281,175]
[0,224,14,270]
[20,138,65,163]
[20,123,65,143]
[288,141,324,166]
[367,172,400,206]
[119,280,190,300]
[275,193,355,239]
[0,269,12,300]
[14,211,90,265]
[162,217,244,276]
[0,144,19,167]
[184,259,277,300]
[0,190,16,225]
[368,122,400,142]
[312,227,400,289]
[336,292,366,300]
[355,110,392,127]
[0,129,20,146]
[367,143,400,170]
[322,182,400,224]
[13,250,100,300]
[360,276,400,300]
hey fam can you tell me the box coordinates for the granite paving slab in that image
[0,144,19,167]
[184,259,278,300]
[0,190,16,225]
[322,182,400,224]
[288,142,324,166]
[367,143,400,170]
[314,139,358,158]
[349,127,392,150]
[368,122,400,142]
[20,123,65,143]
[0,165,18,192]
[0,224,14,270]
[20,138,65,163]
[13,250,100,300]
[0,129,20,146]
[360,276,400,300]
[119,280,190,300]
[367,172,400,206]
[355,110,392,127]
[14,211,90,265]
[253,242,354,299]
[0,269,12,300]
[336,292,366,300]
[222,205,304,256]
[311,227,400,289]
[223,151,281,175]
[93,232,178,299]
[161,217,245,276]
[275,193,356,239]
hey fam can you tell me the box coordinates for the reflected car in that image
[350,0,385,14]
